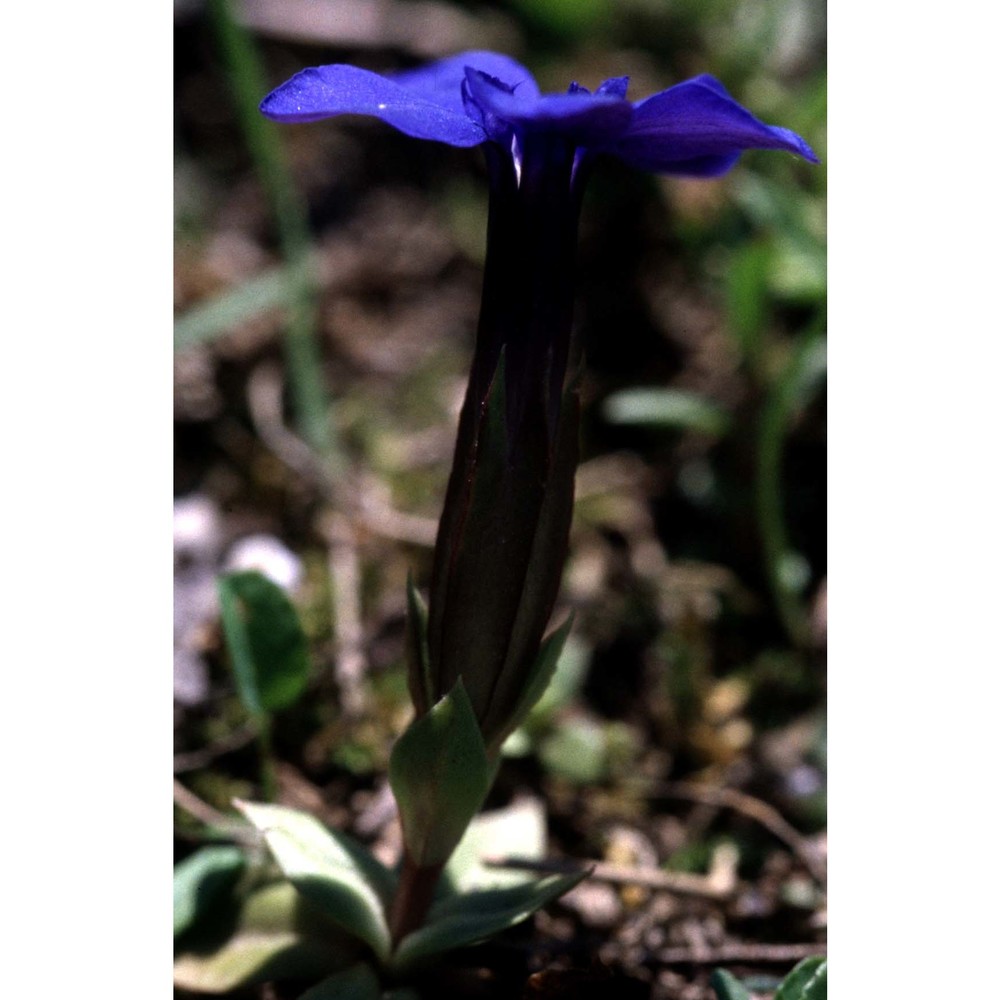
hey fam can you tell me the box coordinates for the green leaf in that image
[297,962,381,1000]
[756,330,827,644]
[217,570,310,715]
[602,388,731,437]
[173,882,356,993]
[174,845,246,937]
[783,335,827,413]
[391,870,586,970]
[174,257,314,351]
[503,636,592,755]
[774,957,827,1000]
[389,681,492,868]
[488,615,573,753]
[709,969,754,1000]
[404,573,433,717]
[236,801,395,961]
[510,0,610,36]
[443,798,548,893]
[528,633,591,721]
[770,235,827,303]
[725,241,771,365]
[539,717,608,784]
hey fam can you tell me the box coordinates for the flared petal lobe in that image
[602,74,818,176]
[391,51,540,117]
[260,57,816,176]
[464,69,633,146]
[259,64,487,147]
[596,76,630,100]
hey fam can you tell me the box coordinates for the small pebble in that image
[562,881,623,929]
[173,495,222,567]
[224,533,304,591]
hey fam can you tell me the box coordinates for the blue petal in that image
[603,74,818,175]
[392,51,540,117]
[464,69,633,145]
[652,153,742,178]
[260,64,487,147]
[596,76,629,100]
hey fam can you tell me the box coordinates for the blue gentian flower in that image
[260,50,817,181]
[261,52,817,754]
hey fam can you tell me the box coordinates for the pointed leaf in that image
[174,845,246,937]
[297,963,381,1000]
[174,257,315,351]
[236,801,394,960]
[391,870,586,969]
[173,882,356,993]
[404,573,432,717]
[389,681,491,868]
[218,570,310,715]
[774,957,827,1000]
[602,388,731,436]
[487,615,572,754]
[528,633,591,720]
[709,969,753,1000]
[501,635,591,759]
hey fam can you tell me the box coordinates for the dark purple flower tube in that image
[425,133,584,753]
[261,51,818,752]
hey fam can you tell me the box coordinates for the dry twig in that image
[246,362,320,484]
[490,842,740,901]
[651,780,826,884]
[655,942,825,965]
[173,780,257,845]
[320,510,368,716]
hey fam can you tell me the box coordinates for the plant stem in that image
[388,853,444,949]
[256,713,278,803]
[208,0,343,474]
[755,328,826,646]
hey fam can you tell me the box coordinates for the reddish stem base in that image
[388,852,444,949]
